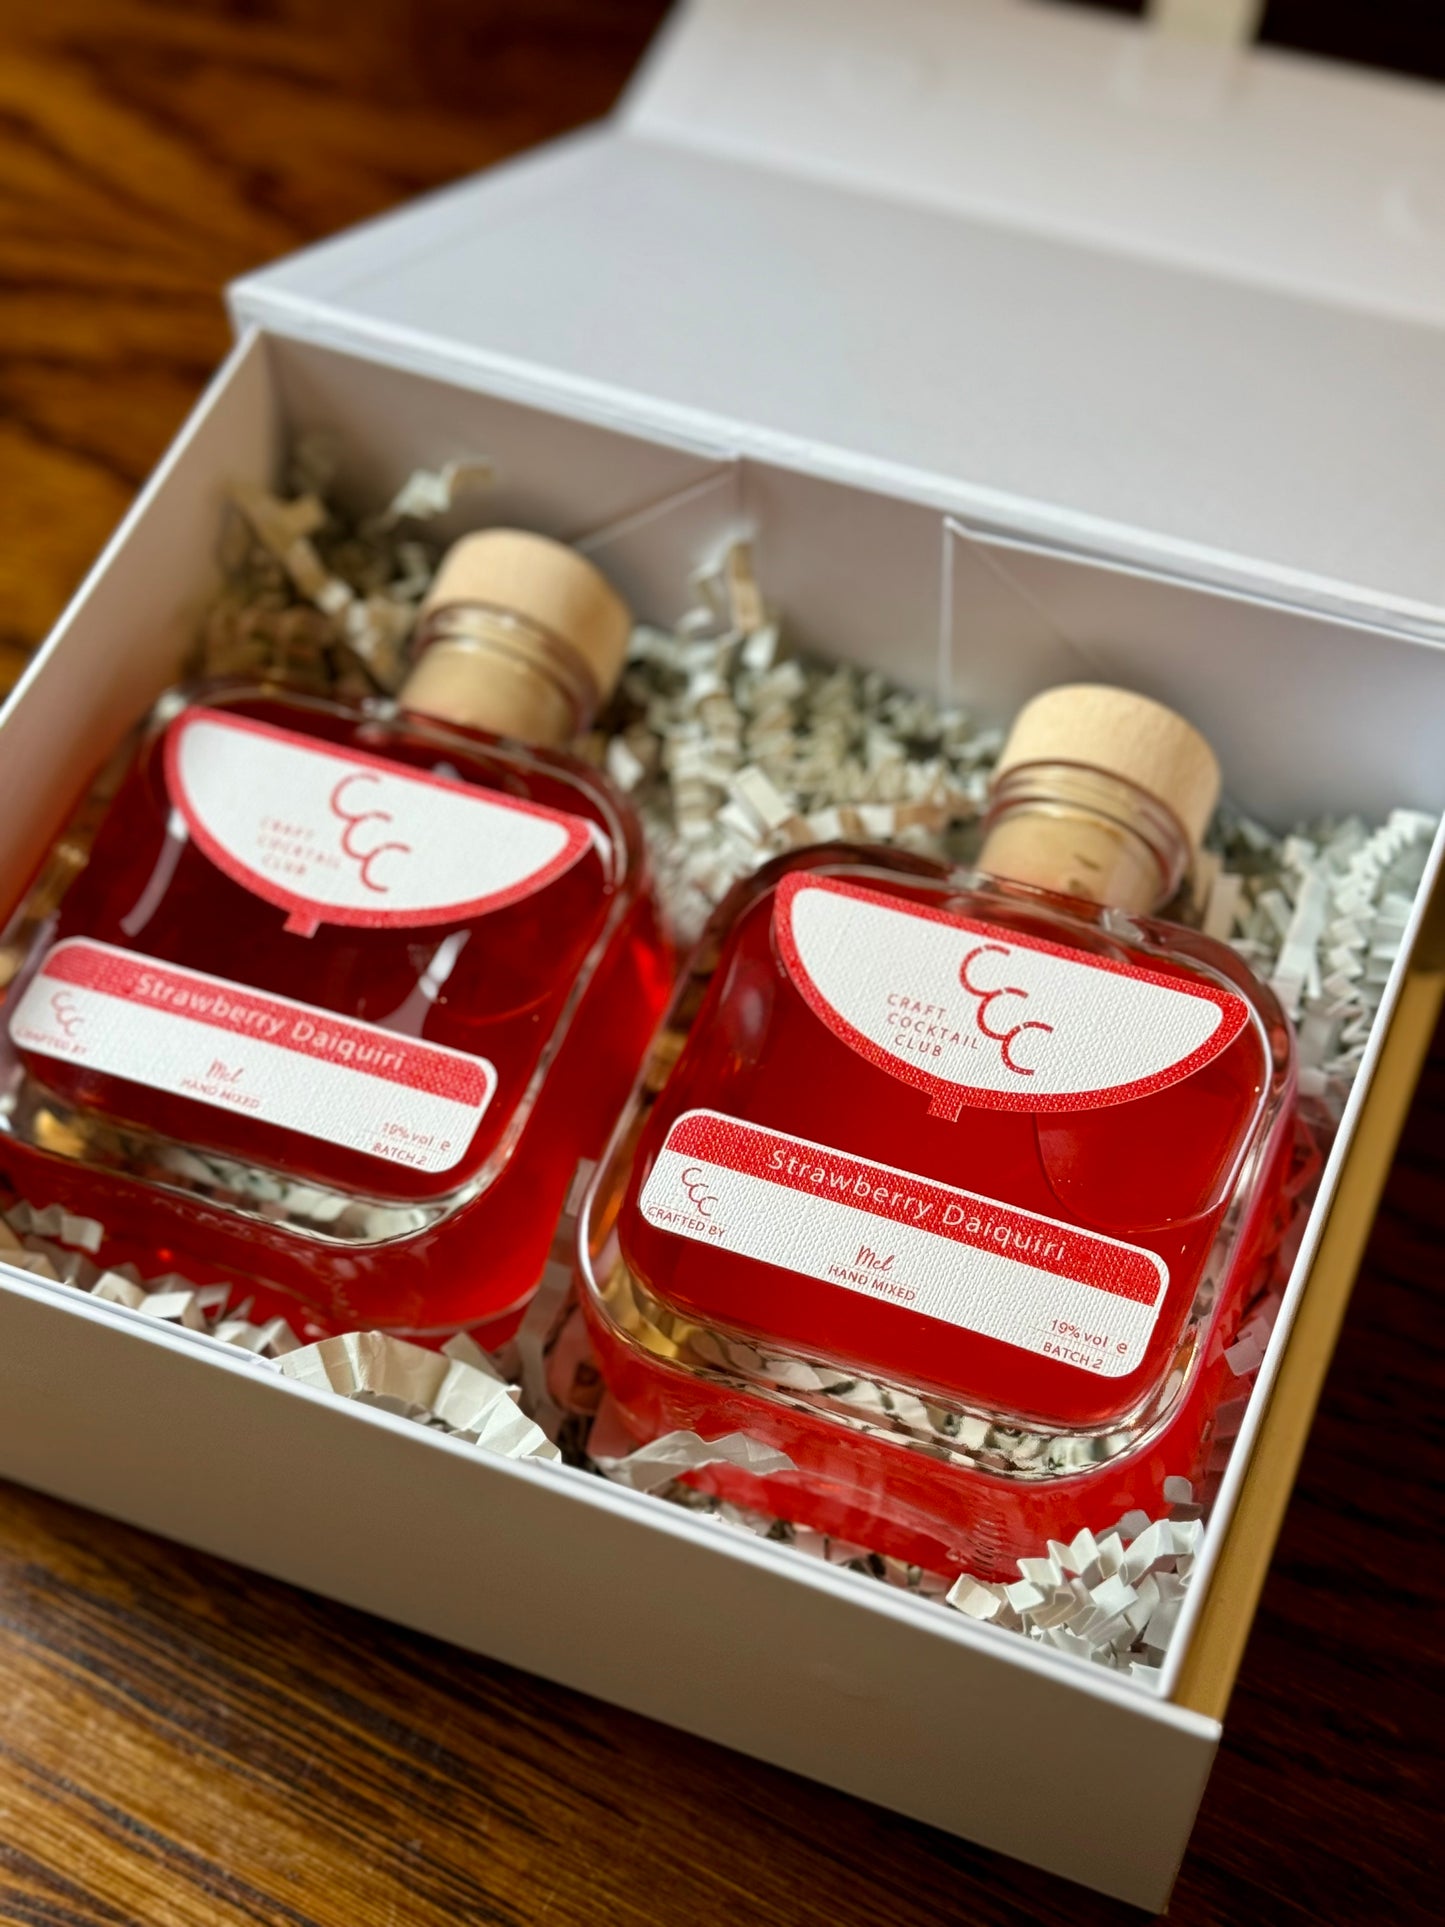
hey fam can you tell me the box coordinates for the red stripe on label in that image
[39,943,490,1105]
[663,1112,1163,1308]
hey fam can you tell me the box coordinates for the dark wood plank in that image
[0,5,1441,1922]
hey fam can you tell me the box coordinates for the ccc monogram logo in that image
[49,990,84,1039]
[959,943,1054,1077]
[328,773,413,895]
[679,1166,719,1218]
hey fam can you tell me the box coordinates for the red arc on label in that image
[773,871,1251,1117]
[164,708,596,937]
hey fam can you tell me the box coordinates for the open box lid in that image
[230,0,1445,638]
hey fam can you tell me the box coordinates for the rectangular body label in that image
[638,1111,1168,1377]
[10,939,496,1174]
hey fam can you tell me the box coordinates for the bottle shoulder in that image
[699,844,1291,1062]
[129,679,644,858]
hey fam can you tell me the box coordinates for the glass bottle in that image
[0,531,672,1338]
[579,687,1296,1576]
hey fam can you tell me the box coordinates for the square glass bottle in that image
[579,687,1296,1574]
[0,531,672,1337]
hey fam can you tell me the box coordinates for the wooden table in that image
[1,6,1440,1921]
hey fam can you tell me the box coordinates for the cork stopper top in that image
[993,684,1221,856]
[419,529,633,703]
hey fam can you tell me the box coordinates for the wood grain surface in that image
[0,5,1441,1922]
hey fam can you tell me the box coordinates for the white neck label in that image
[167,709,596,937]
[774,874,1249,1118]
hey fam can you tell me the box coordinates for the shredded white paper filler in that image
[277,1330,560,1465]
[593,1429,795,1493]
[940,1489,1205,1675]
[2,467,1435,1685]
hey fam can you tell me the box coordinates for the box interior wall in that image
[2,323,1443,1911]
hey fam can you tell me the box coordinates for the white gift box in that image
[2,0,1444,1908]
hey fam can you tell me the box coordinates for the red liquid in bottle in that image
[3,528,671,1335]
[624,869,1276,1424]
[581,840,1294,1576]
[0,684,671,1336]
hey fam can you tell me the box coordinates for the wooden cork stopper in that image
[993,684,1221,855]
[403,530,632,744]
[419,529,632,702]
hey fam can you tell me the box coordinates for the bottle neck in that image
[977,763,1191,915]
[399,603,602,747]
